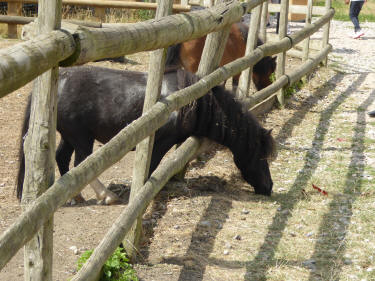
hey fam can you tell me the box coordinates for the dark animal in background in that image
[165,15,276,91]
[17,67,276,204]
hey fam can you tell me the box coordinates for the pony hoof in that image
[97,190,119,205]
[104,194,119,205]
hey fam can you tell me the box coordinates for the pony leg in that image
[89,178,119,205]
[232,74,239,93]
[73,140,119,205]
[56,139,85,203]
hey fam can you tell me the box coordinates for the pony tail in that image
[16,95,32,200]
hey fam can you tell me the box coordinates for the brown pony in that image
[166,22,276,91]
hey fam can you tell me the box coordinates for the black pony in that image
[17,66,276,204]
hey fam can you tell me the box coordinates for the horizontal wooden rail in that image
[0,14,102,27]
[63,0,262,65]
[6,0,191,12]
[288,8,334,46]
[247,44,332,108]
[268,3,326,15]
[288,44,332,84]
[0,30,75,99]
[0,0,263,99]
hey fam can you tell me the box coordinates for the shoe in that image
[353,30,364,39]
[368,110,375,117]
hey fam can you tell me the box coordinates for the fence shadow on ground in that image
[244,72,368,280]
[307,89,375,280]
[137,172,284,280]
[137,72,369,280]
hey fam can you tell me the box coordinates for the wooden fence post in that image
[237,2,263,98]
[322,0,331,66]
[259,0,268,43]
[275,0,288,106]
[123,0,173,261]
[7,2,21,38]
[302,0,313,62]
[21,0,61,280]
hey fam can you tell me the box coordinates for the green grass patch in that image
[315,0,375,21]
[77,248,138,281]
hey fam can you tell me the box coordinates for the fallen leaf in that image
[312,184,328,196]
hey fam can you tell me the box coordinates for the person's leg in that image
[349,1,364,32]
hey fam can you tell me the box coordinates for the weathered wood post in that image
[124,0,173,261]
[301,0,313,84]
[7,2,22,38]
[275,0,288,106]
[302,0,313,62]
[21,0,62,280]
[237,2,263,98]
[322,0,331,66]
[259,0,268,42]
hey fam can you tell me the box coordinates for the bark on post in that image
[21,0,62,280]
[124,0,173,261]
[237,2,263,98]
[7,2,21,38]
[275,0,288,106]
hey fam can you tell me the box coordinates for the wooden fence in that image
[0,0,333,279]
[0,0,191,38]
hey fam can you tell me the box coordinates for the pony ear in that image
[271,57,276,62]
[267,129,273,135]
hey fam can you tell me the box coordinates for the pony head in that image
[253,56,277,91]
[233,128,276,196]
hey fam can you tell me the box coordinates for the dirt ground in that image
[2,32,373,281]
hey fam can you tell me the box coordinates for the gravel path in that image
[287,19,375,74]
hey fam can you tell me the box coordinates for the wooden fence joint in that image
[59,31,81,66]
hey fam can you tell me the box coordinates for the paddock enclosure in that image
[0,0,334,279]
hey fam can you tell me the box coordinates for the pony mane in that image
[209,86,276,161]
[176,71,276,162]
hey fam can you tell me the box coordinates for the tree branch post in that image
[21,0,62,280]
[275,0,289,106]
[123,0,173,262]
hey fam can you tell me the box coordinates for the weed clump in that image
[77,247,138,281]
